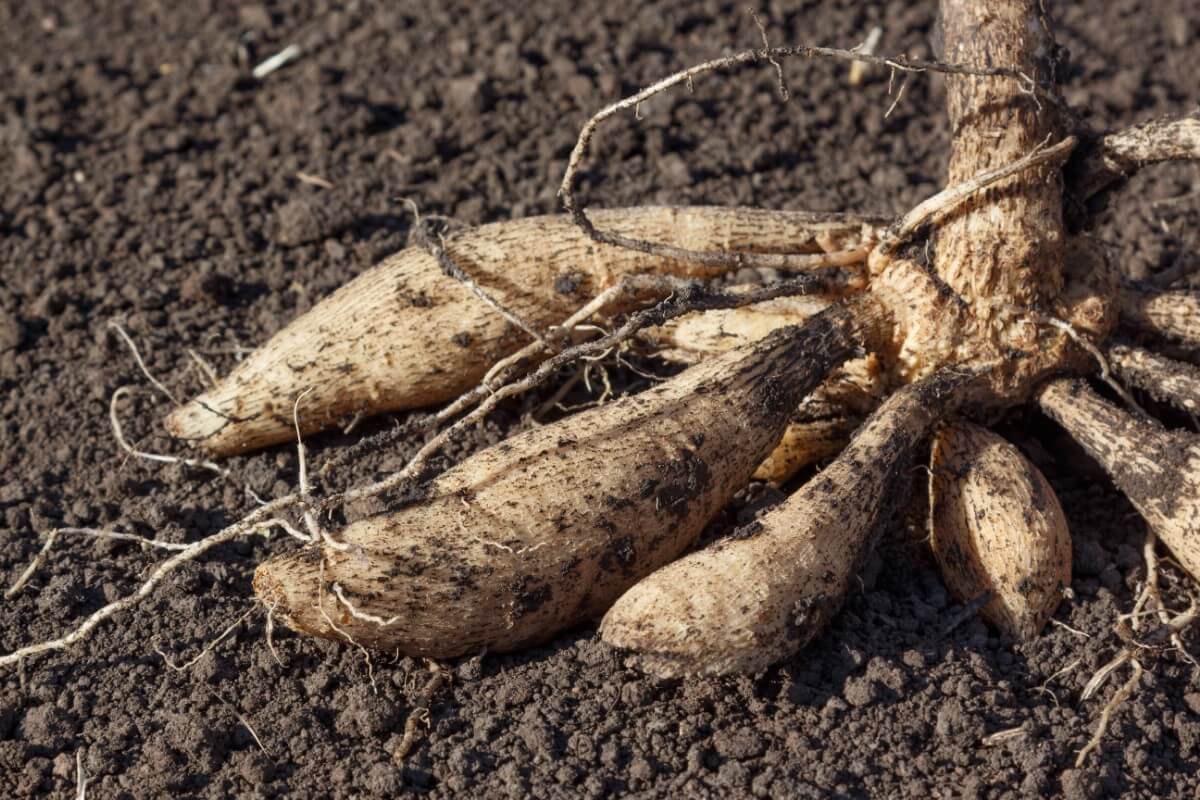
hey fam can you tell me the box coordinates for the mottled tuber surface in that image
[1039,379,1200,581]
[600,373,964,677]
[167,207,877,454]
[254,309,860,656]
[929,421,1071,640]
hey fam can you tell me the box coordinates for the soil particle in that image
[1074,535,1109,577]
[712,726,767,760]
[17,705,76,752]
[0,312,22,352]
[1,0,1198,797]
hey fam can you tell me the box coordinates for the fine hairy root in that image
[1075,567,1198,768]
[928,422,1071,640]
[599,370,972,677]
[0,496,302,668]
[254,307,864,657]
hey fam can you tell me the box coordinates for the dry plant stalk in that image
[928,422,1071,640]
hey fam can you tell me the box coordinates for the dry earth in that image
[1,0,1199,796]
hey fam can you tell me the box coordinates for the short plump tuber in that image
[928,421,1071,640]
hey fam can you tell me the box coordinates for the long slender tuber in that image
[1107,344,1200,413]
[645,296,885,482]
[599,371,966,677]
[1039,378,1200,580]
[167,207,880,454]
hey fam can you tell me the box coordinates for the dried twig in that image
[295,171,334,189]
[560,43,1043,270]
[75,750,86,800]
[848,26,883,86]
[253,43,302,80]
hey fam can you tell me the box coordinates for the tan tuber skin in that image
[7,1,1200,731]
[166,207,879,454]
[601,372,967,677]
[156,0,1199,674]
[254,308,863,656]
[645,297,885,482]
[1039,379,1200,582]
[929,422,1071,641]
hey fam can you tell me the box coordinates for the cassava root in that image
[600,370,972,677]
[253,306,866,656]
[167,206,880,454]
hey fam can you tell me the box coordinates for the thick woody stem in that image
[934,0,1068,307]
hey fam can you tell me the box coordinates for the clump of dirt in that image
[1,0,1198,797]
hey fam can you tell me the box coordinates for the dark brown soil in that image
[2,1,1199,797]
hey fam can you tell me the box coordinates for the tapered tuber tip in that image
[601,568,744,678]
[165,394,234,445]
[600,588,694,678]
